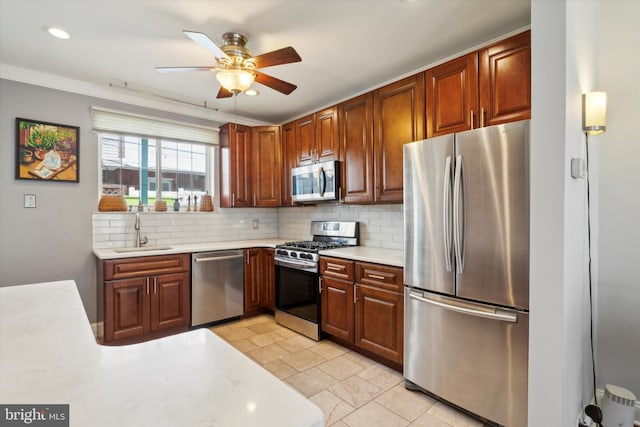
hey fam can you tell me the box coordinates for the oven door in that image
[275,261,320,324]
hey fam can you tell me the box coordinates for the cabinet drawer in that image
[320,257,355,281]
[104,254,190,281]
[355,262,403,292]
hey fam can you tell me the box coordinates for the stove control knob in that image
[277,250,288,256]
[290,252,297,258]
[302,253,312,260]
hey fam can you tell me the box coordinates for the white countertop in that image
[93,238,288,260]
[319,246,404,267]
[0,281,323,427]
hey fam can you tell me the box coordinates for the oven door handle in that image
[275,258,317,271]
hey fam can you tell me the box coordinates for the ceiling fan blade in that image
[155,66,216,73]
[183,30,229,60]
[254,71,297,95]
[252,47,301,69]
[216,87,234,98]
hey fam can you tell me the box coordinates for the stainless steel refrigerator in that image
[403,120,530,427]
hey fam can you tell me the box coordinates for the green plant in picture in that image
[27,126,57,150]
[57,127,75,143]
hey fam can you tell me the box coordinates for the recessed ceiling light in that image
[244,89,259,96]
[46,27,71,40]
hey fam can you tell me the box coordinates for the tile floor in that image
[209,314,492,427]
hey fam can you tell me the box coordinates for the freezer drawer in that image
[404,288,528,427]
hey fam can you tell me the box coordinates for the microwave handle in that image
[318,166,326,197]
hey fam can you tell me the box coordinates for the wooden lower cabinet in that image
[105,276,149,342]
[244,248,275,314]
[354,284,403,364]
[320,257,403,365]
[102,254,190,344]
[321,276,354,342]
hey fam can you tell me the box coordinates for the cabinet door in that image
[281,121,297,206]
[479,30,531,126]
[104,277,150,342]
[220,123,252,207]
[321,276,354,342]
[251,126,281,207]
[354,285,403,363]
[244,248,262,312]
[296,114,315,166]
[316,106,339,162]
[426,52,479,137]
[373,74,425,202]
[262,249,276,310]
[340,93,374,204]
[151,272,190,332]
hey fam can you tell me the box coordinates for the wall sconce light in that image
[582,91,607,135]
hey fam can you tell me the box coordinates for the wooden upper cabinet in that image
[296,114,315,166]
[373,74,425,203]
[426,52,479,137]
[426,31,530,137]
[479,30,531,126]
[281,121,296,206]
[339,93,374,204]
[296,107,339,166]
[251,126,281,207]
[315,106,339,162]
[219,123,252,207]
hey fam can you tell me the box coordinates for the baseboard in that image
[91,321,103,342]
[595,388,640,426]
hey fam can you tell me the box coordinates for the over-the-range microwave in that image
[291,160,339,203]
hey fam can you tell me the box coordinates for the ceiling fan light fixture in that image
[216,68,255,94]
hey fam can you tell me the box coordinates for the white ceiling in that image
[0,0,530,126]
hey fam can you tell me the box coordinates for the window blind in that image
[91,107,219,145]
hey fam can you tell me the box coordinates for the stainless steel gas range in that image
[274,221,359,340]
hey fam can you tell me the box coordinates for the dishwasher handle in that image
[194,254,244,263]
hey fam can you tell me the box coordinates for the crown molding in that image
[0,63,269,127]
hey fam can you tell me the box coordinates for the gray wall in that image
[0,79,221,322]
[597,1,640,399]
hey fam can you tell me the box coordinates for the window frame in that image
[98,131,215,210]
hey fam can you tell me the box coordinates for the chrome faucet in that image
[134,212,148,248]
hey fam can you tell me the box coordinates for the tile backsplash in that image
[92,209,279,249]
[92,204,403,250]
[278,204,404,249]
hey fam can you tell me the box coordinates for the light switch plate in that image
[571,158,587,179]
[24,194,36,208]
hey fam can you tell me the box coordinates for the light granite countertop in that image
[93,238,288,260]
[0,281,323,427]
[319,246,404,267]
[94,239,404,267]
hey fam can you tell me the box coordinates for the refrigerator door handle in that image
[453,155,465,273]
[409,291,517,323]
[443,156,453,272]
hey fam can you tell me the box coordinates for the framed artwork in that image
[15,118,80,182]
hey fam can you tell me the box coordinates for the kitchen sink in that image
[112,246,173,253]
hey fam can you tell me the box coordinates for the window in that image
[100,133,211,209]
[93,107,218,211]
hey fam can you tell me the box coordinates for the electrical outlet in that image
[24,194,36,208]
[252,219,259,229]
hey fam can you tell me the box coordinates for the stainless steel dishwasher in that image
[191,250,244,327]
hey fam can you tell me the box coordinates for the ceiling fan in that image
[156,31,301,98]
